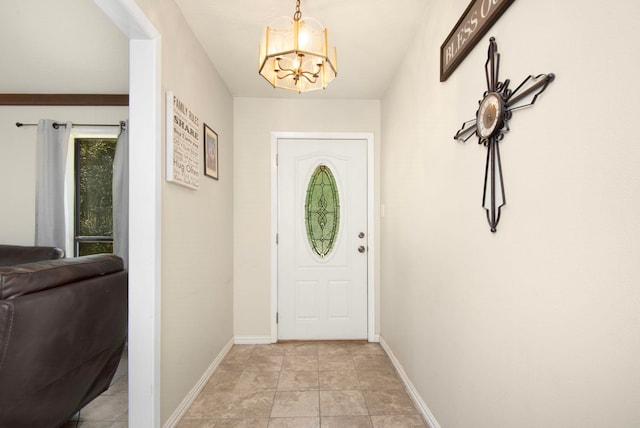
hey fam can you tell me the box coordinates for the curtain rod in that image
[15,121,126,130]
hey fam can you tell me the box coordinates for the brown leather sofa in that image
[0,245,128,427]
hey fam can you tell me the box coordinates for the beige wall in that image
[0,106,128,245]
[134,0,234,424]
[380,0,640,427]
[233,98,381,340]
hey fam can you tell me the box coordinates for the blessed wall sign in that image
[440,0,515,82]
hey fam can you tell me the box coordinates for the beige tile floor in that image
[62,349,129,428]
[60,342,426,427]
[178,341,426,428]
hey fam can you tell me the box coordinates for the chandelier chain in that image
[293,0,302,21]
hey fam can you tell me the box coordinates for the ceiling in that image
[174,0,429,99]
[0,0,129,94]
[1,0,429,100]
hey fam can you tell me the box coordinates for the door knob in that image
[358,246,366,253]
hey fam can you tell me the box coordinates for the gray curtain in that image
[35,119,72,250]
[113,120,129,268]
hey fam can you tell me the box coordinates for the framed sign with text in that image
[166,91,200,189]
[440,0,515,82]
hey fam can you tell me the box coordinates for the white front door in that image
[278,137,368,340]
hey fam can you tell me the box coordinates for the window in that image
[74,138,117,256]
[305,164,340,258]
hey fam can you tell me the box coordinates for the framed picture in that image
[204,123,218,180]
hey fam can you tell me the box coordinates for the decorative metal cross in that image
[454,37,554,232]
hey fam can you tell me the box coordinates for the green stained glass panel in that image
[305,165,340,258]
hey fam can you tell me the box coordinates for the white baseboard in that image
[234,335,273,344]
[163,337,234,428]
[379,336,441,428]
[234,336,378,344]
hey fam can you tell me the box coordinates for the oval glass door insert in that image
[305,165,340,258]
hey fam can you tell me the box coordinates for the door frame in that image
[95,1,161,425]
[270,131,376,343]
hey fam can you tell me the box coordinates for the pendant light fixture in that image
[258,0,337,93]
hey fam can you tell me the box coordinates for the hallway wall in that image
[380,0,640,427]
[133,0,234,424]
[233,98,381,341]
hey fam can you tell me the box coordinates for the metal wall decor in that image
[454,37,554,232]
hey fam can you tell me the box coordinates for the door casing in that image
[270,131,375,342]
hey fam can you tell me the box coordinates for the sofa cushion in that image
[0,254,123,300]
[0,245,64,266]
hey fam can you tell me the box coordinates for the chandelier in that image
[258,0,337,93]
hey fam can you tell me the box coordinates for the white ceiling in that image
[174,0,429,99]
[0,0,129,94]
[0,0,429,100]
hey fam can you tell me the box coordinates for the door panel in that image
[278,138,367,340]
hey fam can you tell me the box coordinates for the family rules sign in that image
[166,92,200,189]
[440,0,515,81]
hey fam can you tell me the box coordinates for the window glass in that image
[74,138,117,256]
[305,165,340,258]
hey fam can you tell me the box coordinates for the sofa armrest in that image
[0,245,64,266]
[0,254,123,300]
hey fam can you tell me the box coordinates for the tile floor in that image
[178,341,426,427]
[62,348,129,428]
[60,342,426,427]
